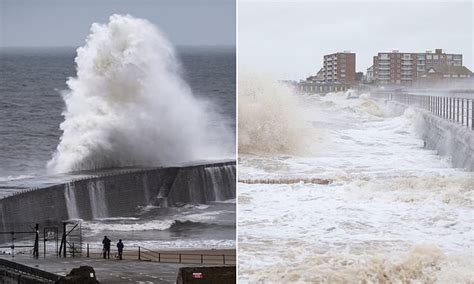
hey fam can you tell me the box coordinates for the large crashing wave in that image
[238,73,308,155]
[48,14,230,173]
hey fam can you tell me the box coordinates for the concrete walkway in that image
[1,255,197,283]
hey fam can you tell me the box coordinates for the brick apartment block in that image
[373,49,462,85]
[323,52,356,84]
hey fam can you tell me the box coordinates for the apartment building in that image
[373,49,462,85]
[322,52,356,84]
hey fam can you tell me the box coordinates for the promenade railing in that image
[376,92,474,130]
[84,243,236,265]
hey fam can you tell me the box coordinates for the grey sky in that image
[239,0,473,80]
[0,0,235,47]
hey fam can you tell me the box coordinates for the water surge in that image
[48,14,230,173]
[238,73,309,155]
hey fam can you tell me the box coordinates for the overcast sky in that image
[0,0,235,47]
[239,0,473,80]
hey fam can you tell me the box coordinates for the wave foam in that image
[48,14,230,173]
[238,73,309,155]
[250,245,474,283]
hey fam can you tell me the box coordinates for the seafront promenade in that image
[1,248,236,283]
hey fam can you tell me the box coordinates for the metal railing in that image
[84,244,236,265]
[380,92,474,130]
[0,224,39,258]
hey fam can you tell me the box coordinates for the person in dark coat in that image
[116,239,124,260]
[102,236,111,259]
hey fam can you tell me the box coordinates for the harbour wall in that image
[0,162,236,232]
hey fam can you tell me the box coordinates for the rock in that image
[56,266,99,284]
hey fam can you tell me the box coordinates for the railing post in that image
[462,99,464,125]
[87,244,89,257]
[158,253,161,262]
[179,254,182,263]
[452,97,454,121]
[449,97,451,120]
[444,97,447,119]
[11,231,15,258]
[440,97,443,117]
[456,98,459,123]
[438,96,440,116]
[33,224,39,259]
[468,100,471,129]
[62,222,66,258]
[448,98,452,120]
[223,255,225,265]
[201,254,203,264]
[138,246,141,260]
[471,99,474,130]
[72,243,75,257]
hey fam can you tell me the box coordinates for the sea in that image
[238,89,474,282]
[0,46,236,250]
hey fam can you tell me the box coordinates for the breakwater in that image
[0,161,235,232]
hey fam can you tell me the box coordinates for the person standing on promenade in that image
[117,239,124,260]
[102,236,111,259]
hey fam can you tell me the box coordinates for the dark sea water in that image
[0,46,236,249]
[0,46,236,179]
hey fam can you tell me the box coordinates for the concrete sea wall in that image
[387,101,474,171]
[0,162,236,232]
[421,113,474,171]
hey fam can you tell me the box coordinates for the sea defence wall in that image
[421,113,474,170]
[387,100,474,171]
[0,161,235,232]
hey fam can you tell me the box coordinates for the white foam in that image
[238,92,474,282]
[48,14,231,173]
[238,73,311,155]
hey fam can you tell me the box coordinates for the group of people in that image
[102,236,124,260]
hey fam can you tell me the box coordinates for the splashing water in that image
[238,91,474,283]
[238,73,309,155]
[48,14,230,173]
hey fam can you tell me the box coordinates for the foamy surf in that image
[238,90,474,283]
[246,245,474,283]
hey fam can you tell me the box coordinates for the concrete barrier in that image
[0,258,61,283]
[176,266,236,284]
[0,162,236,234]
[387,100,474,171]
[421,112,474,170]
